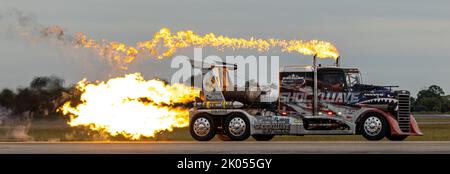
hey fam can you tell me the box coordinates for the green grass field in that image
[0,117,449,141]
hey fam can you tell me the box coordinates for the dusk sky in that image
[1,0,449,96]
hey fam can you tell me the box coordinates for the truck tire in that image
[224,114,250,141]
[386,135,408,141]
[359,114,388,141]
[190,114,216,141]
[252,134,274,141]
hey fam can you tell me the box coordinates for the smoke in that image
[0,9,121,91]
[1,9,134,71]
[0,109,33,141]
[0,9,44,40]
[0,9,67,42]
[5,119,33,141]
[0,9,119,73]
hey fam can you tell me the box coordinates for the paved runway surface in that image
[1,141,450,154]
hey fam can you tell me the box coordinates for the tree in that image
[415,85,448,113]
[30,76,65,92]
[29,76,66,118]
[416,97,442,112]
[428,85,445,96]
[410,96,416,112]
[441,96,450,113]
[417,85,444,100]
[1,76,68,119]
[13,87,39,116]
[0,88,16,110]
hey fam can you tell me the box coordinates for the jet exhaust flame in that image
[42,26,339,69]
[60,73,199,139]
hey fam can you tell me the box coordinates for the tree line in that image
[411,85,449,113]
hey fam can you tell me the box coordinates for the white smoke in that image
[0,9,67,42]
[0,107,33,141]
[0,9,116,88]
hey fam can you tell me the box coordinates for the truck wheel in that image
[224,114,250,141]
[252,134,274,141]
[386,135,408,141]
[190,114,216,141]
[360,114,387,141]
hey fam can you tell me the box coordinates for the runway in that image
[1,141,450,154]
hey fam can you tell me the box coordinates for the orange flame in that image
[60,73,199,139]
[69,27,339,69]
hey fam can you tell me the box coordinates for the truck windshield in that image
[346,72,361,87]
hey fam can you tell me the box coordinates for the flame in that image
[60,73,199,140]
[61,27,339,69]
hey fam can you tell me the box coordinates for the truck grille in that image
[396,91,410,133]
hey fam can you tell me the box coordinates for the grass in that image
[1,117,450,141]
[413,112,450,115]
[416,117,450,123]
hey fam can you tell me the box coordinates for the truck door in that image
[279,71,314,116]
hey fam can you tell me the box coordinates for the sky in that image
[0,0,449,96]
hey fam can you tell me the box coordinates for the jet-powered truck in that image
[188,56,422,141]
